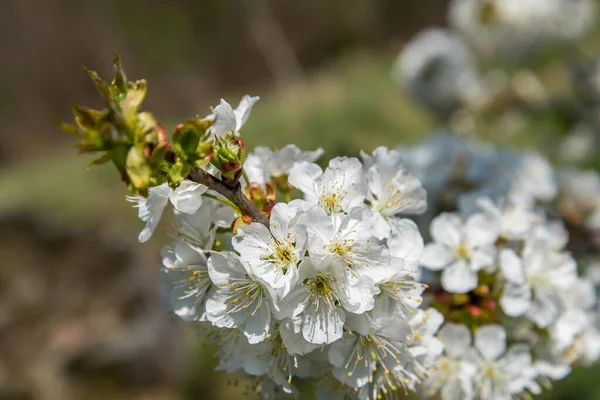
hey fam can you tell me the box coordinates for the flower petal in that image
[421,243,454,270]
[474,325,506,361]
[441,260,478,293]
[233,95,259,131]
[499,249,526,285]
[430,213,462,248]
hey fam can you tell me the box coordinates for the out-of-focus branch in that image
[242,0,302,87]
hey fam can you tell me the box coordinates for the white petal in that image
[269,202,297,242]
[499,249,526,285]
[500,284,532,316]
[438,323,472,357]
[302,304,345,344]
[421,243,454,270]
[211,99,237,137]
[288,161,323,199]
[464,213,499,247]
[441,260,478,293]
[168,180,207,214]
[207,252,247,286]
[469,247,495,271]
[135,184,169,242]
[430,213,462,248]
[388,218,424,270]
[243,300,271,344]
[474,325,506,360]
[233,95,259,131]
[279,318,319,355]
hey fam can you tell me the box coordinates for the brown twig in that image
[187,167,270,227]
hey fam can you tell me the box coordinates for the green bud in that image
[212,137,247,183]
[171,118,212,163]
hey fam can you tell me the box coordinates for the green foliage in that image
[56,55,221,196]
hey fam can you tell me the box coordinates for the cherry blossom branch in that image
[187,166,270,227]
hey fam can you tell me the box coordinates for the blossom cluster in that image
[393,132,600,399]
[394,0,598,124]
[126,96,447,399]
[66,55,600,400]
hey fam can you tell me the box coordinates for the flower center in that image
[456,244,470,260]
[319,192,343,214]
[304,273,339,311]
[275,244,296,264]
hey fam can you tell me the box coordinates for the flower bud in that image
[212,137,247,183]
[172,118,212,165]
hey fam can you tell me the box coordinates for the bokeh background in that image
[0,1,598,399]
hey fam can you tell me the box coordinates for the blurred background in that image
[0,0,599,399]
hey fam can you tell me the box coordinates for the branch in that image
[187,166,270,227]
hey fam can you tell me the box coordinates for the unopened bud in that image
[465,305,482,318]
[212,137,247,183]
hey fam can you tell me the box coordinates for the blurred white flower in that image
[509,152,557,207]
[499,237,577,327]
[476,197,536,240]
[470,325,539,399]
[393,28,485,115]
[423,323,476,400]
[421,212,498,293]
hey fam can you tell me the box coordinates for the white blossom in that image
[233,203,307,296]
[476,196,537,240]
[288,157,367,215]
[303,206,391,284]
[275,256,376,345]
[206,252,273,344]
